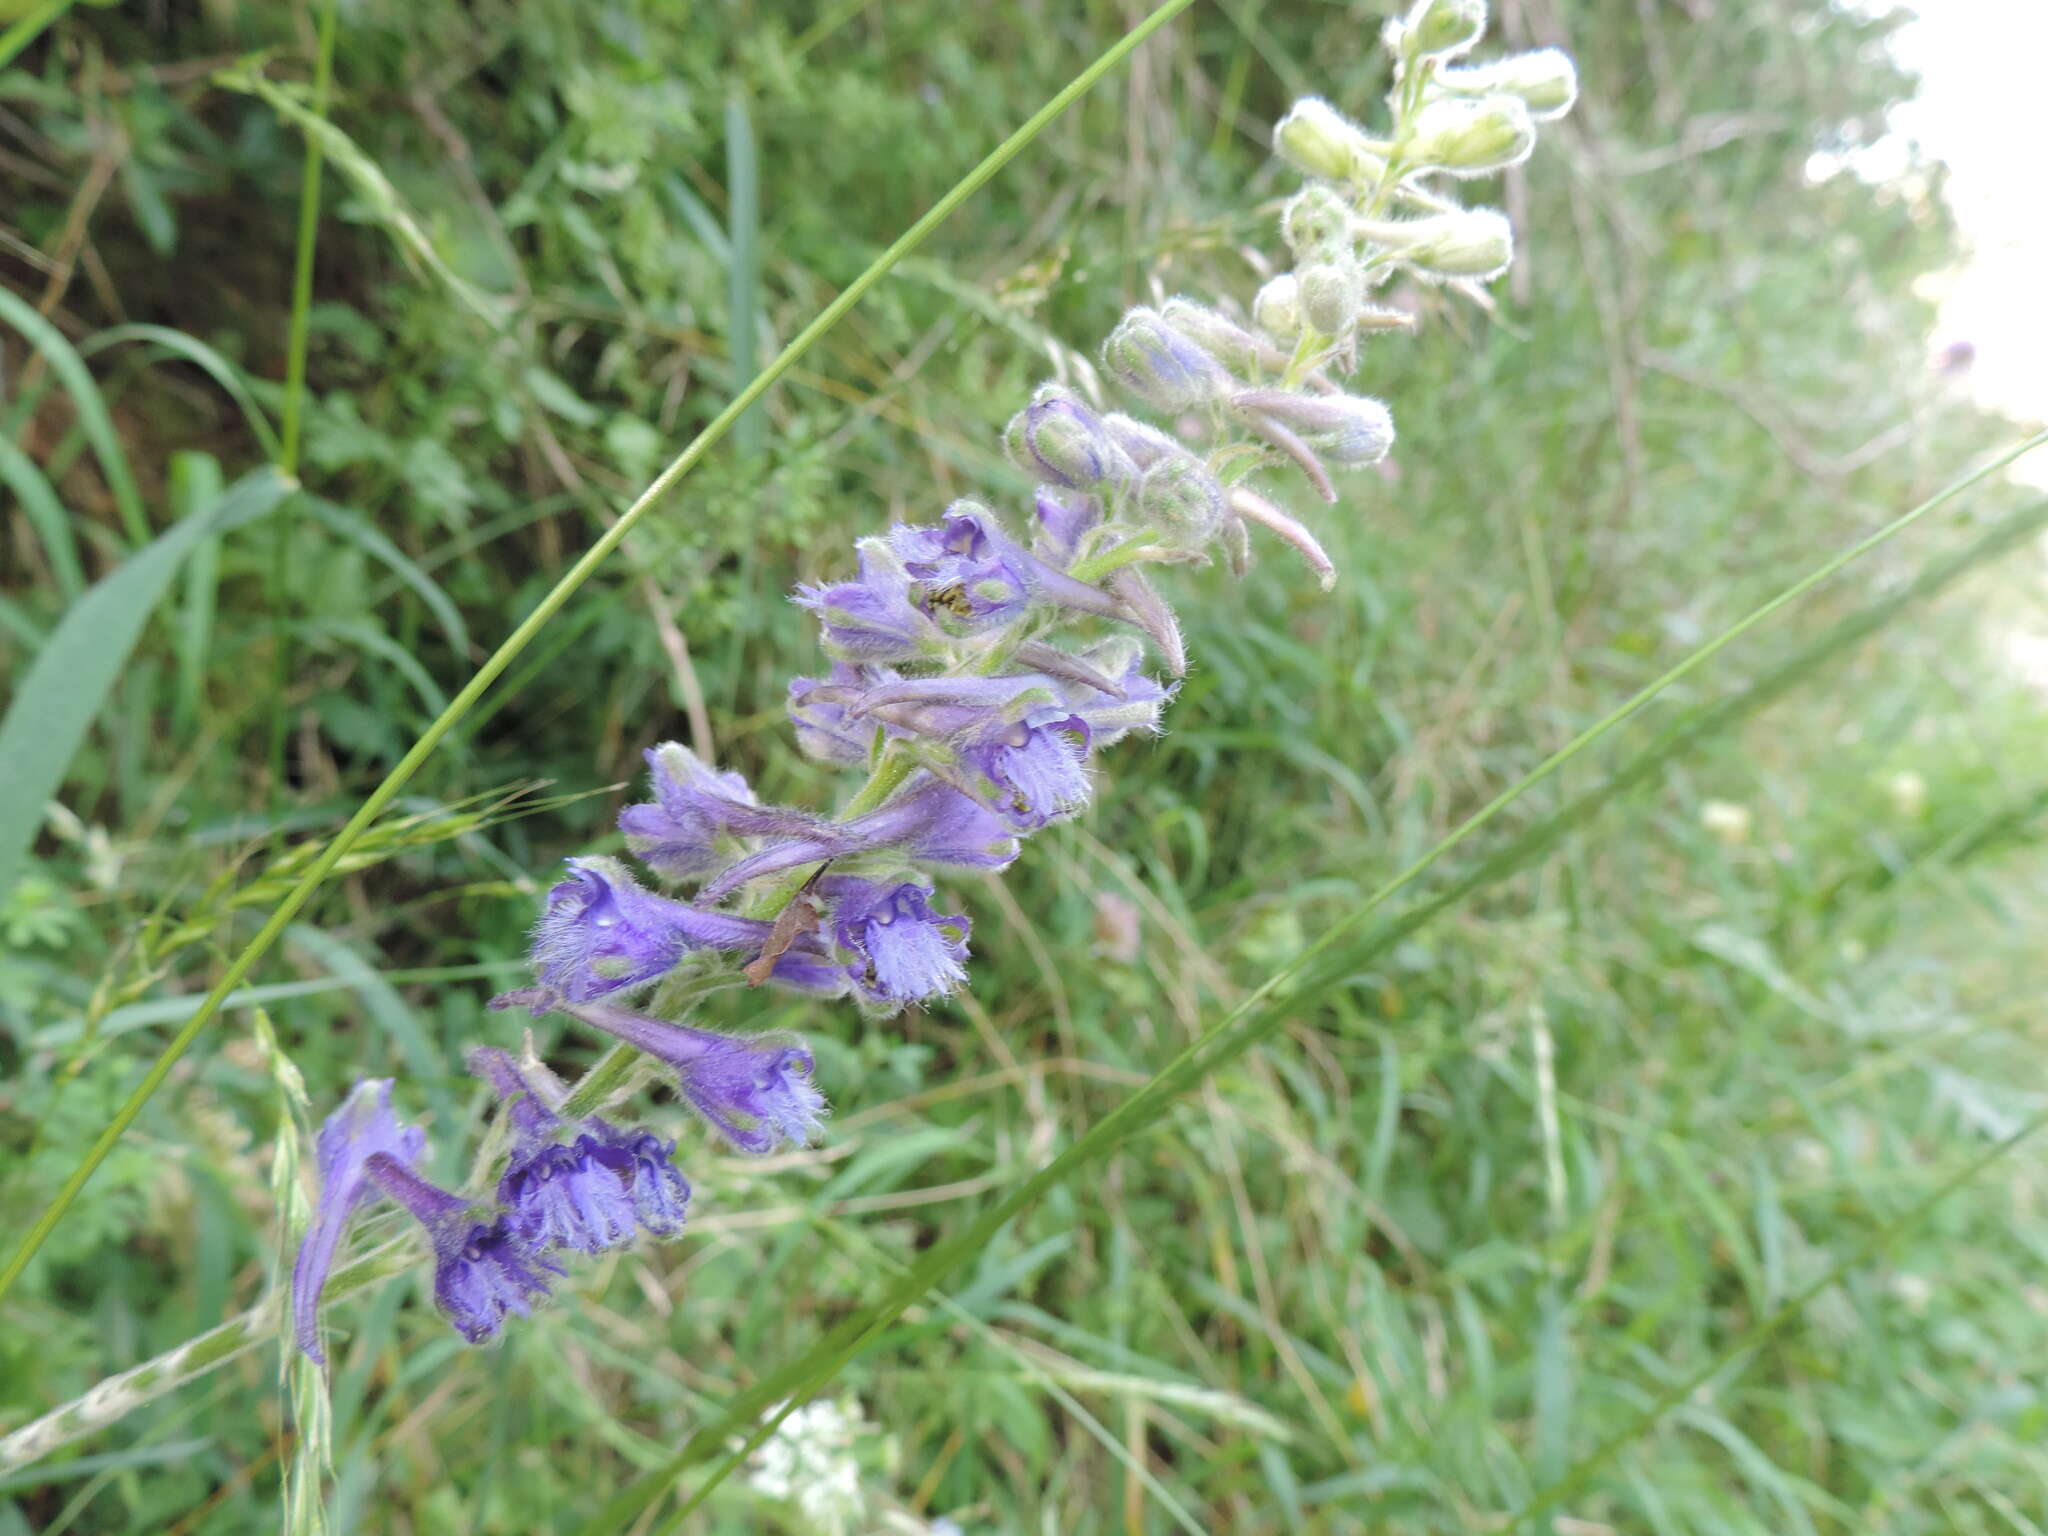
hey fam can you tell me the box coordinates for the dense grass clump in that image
[4,1,2048,1531]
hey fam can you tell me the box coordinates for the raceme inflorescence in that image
[292,0,1577,1359]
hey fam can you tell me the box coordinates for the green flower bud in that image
[1297,258,1366,337]
[1273,98,1385,184]
[1397,0,1486,60]
[1252,274,1305,342]
[1436,48,1579,121]
[1404,96,1535,178]
[1282,186,1353,258]
[1356,209,1513,281]
[1136,454,1226,548]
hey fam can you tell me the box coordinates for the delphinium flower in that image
[292,0,1575,1352]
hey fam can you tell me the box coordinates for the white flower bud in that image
[1296,259,1366,337]
[1273,98,1385,185]
[1253,273,1305,342]
[1436,48,1579,121]
[1355,208,1514,281]
[1397,0,1487,60]
[1404,95,1535,178]
[1281,186,1353,257]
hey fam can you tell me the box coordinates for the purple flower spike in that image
[891,504,1032,637]
[529,856,768,1004]
[293,1080,429,1363]
[955,710,1095,830]
[587,1123,693,1236]
[794,543,942,662]
[823,875,970,1008]
[564,1002,827,1155]
[365,1153,560,1345]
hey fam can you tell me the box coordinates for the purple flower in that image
[619,744,835,884]
[364,1153,561,1345]
[822,875,970,1007]
[891,504,1032,636]
[953,709,1094,830]
[696,774,1020,902]
[794,543,942,662]
[563,1002,827,1155]
[470,1045,692,1250]
[1056,643,1174,748]
[499,1137,639,1254]
[527,856,771,1004]
[586,1122,693,1236]
[469,1047,636,1254]
[292,1079,429,1363]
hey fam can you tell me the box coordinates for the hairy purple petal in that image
[1033,487,1102,566]
[563,1003,827,1155]
[794,543,941,662]
[619,744,831,883]
[788,664,884,765]
[292,1080,427,1364]
[952,710,1094,830]
[528,856,768,1004]
[586,1122,693,1236]
[822,875,971,1007]
[499,1136,639,1255]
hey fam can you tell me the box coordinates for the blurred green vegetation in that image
[5,0,2048,1531]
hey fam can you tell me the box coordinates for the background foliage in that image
[5,0,2048,1531]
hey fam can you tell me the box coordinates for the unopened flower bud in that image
[1234,390,1394,467]
[1253,274,1305,342]
[1297,259,1365,337]
[1405,95,1535,178]
[1282,186,1353,258]
[1356,209,1514,281]
[1273,98,1385,184]
[1160,298,1281,374]
[1437,48,1579,121]
[1099,412,1186,471]
[1102,307,1230,410]
[1398,0,1486,60]
[1136,455,1226,547]
[1004,384,1134,490]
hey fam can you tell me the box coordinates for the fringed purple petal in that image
[822,875,970,1007]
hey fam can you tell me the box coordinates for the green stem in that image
[0,0,1201,1309]
[269,0,341,810]
[559,1042,644,1120]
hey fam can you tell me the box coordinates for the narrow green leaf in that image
[0,285,148,545]
[0,467,292,897]
[81,324,283,461]
[171,450,225,735]
[0,437,84,601]
[301,497,471,659]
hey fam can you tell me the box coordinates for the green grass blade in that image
[1506,1110,2048,1530]
[0,0,73,72]
[301,497,471,659]
[0,286,148,545]
[80,324,284,461]
[726,87,763,460]
[0,467,292,900]
[0,436,84,601]
[170,450,226,736]
[577,432,2048,1536]
[0,0,1200,1307]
